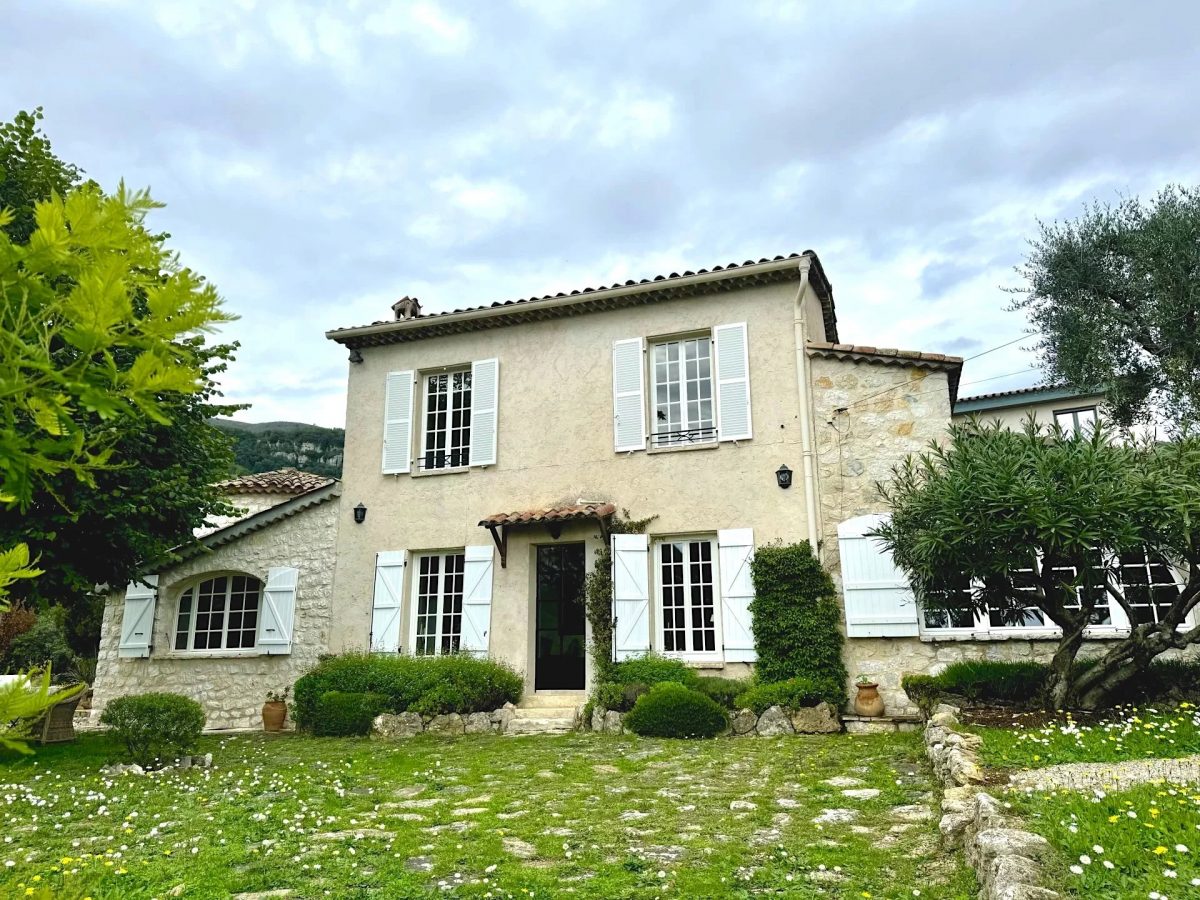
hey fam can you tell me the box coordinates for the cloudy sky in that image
[6,1,1198,427]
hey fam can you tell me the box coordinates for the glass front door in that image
[534,543,586,691]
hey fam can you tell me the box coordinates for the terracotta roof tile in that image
[215,468,336,496]
[479,502,616,528]
[806,341,964,402]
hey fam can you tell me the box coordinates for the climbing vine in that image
[582,512,655,683]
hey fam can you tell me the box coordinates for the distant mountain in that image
[211,418,344,479]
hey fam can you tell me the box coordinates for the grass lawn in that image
[1006,781,1200,897]
[971,703,1200,770]
[0,730,974,899]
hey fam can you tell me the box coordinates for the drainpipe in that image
[792,257,822,550]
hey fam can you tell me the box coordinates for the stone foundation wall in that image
[92,495,339,730]
[589,702,841,736]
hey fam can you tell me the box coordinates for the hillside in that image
[211,418,345,479]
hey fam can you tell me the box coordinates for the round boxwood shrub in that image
[623,682,728,739]
[313,690,388,737]
[609,653,698,688]
[695,676,751,709]
[99,692,205,767]
[734,675,843,715]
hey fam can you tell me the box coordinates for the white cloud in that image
[363,0,472,53]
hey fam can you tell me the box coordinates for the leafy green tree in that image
[0,110,240,654]
[1012,184,1200,428]
[875,420,1200,710]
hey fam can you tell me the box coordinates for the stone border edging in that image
[373,705,518,738]
[589,702,841,736]
[1007,753,1200,793]
[924,703,1061,900]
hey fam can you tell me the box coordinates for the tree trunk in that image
[1070,629,1167,710]
[1046,625,1087,709]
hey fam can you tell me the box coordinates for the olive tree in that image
[874,420,1200,709]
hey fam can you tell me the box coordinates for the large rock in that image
[970,828,1052,869]
[464,712,493,734]
[603,710,624,734]
[491,707,514,733]
[373,712,423,739]
[425,713,465,735]
[730,708,758,735]
[591,706,606,733]
[755,706,794,737]
[986,855,1047,898]
[789,702,841,734]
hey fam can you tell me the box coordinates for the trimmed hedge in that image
[735,675,843,715]
[609,654,698,687]
[99,692,205,767]
[749,542,847,705]
[312,691,388,737]
[695,676,751,709]
[293,653,523,731]
[623,683,728,738]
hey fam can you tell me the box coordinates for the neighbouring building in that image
[92,469,341,729]
[952,384,1108,433]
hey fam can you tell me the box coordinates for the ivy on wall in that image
[581,512,655,683]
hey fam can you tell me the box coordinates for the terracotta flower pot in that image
[262,700,288,732]
[854,682,885,717]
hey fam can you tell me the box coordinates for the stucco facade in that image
[329,276,827,691]
[92,488,340,730]
[953,386,1107,432]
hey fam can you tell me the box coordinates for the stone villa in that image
[92,252,1194,728]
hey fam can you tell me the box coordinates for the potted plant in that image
[853,675,884,717]
[263,687,290,732]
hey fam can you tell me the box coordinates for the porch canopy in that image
[478,502,616,568]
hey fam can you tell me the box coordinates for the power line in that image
[962,332,1040,362]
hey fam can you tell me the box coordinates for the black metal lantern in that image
[775,464,793,489]
[353,502,368,524]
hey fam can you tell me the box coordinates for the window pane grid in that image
[174,575,261,651]
[659,539,717,654]
[414,552,466,656]
[422,372,471,470]
[652,338,714,447]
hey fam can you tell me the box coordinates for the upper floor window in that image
[175,575,261,651]
[1054,406,1097,435]
[652,336,716,447]
[421,370,471,470]
[413,551,465,655]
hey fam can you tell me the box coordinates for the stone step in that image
[512,706,577,720]
[520,691,587,709]
[504,717,576,735]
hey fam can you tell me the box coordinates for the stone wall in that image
[91,495,340,730]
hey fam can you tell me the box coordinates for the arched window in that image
[174,575,262,651]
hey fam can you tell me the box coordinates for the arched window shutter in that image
[258,567,298,654]
[837,513,920,637]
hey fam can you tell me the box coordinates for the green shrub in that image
[623,683,728,738]
[293,652,523,730]
[312,691,388,737]
[749,542,846,703]
[609,653,697,688]
[5,611,75,675]
[99,692,205,767]
[591,681,648,714]
[899,673,941,715]
[735,675,843,714]
[695,676,751,709]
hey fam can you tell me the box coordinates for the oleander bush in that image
[623,682,728,739]
[749,542,847,704]
[312,690,389,737]
[734,675,844,715]
[695,676,751,709]
[293,652,523,730]
[99,692,205,767]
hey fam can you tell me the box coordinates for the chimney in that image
[392,296,422,321]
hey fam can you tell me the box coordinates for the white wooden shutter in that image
[371,551,406,653]
[470,358,499,467]
[837,513,920,637]
[612,337,647,452]
[714,322,752,441]
[257,566,298,654]
[382,371,414,474]
[118,575,158,658]
[612,533,651,659]
[718,528,756,662]
[461,545,494,657]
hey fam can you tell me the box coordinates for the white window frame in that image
[648,333,717,448]
[419,369,472,471]
[173,573,263,653]
[408,550,467,656]
[917,549,1192,641]
[652,534,724,662]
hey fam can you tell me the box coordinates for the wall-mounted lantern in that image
[775,464,793,489]
[353,503,368,524]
